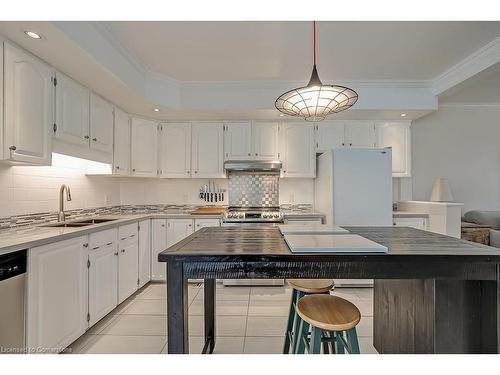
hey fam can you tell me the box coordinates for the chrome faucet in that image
[58,184,72,222]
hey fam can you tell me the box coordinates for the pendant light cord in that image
[313,21,316,66]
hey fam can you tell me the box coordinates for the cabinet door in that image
[138,219,151,288]
[192,122,224,178]
[252,122,279,160]
[377,122,411,177]
[167,219,194,247]
[194,218,220,232]
[280,123,316,178]
[131,117,158,177]
[161,123,192,178]
[393,217,427,230]
[4,42,53,165]
[316,121,345,151]
[118,235,139,303]
[344,121,376,148]
[224,122,252,160]
[27,236,87,351]
[89,93,114,154]
[151,219,167,281]
[113,107,131,175]
[88,243,118,327]
[54,72,90,147]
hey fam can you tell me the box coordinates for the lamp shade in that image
[430,178,454,202]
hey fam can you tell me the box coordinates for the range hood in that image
[223,160,282,173]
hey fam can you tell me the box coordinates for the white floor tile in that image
[359,337,378,354]
[189,299,248,316]
[356,316,373,337]
[188,337,245,354]
[248,298,290,317]
[86,314,119,335]
[246,316,287,337]
[354,288,374,300]
[197,286,251,301]
[244,337,284,354]
[122,299,167,315]
[355,299,373,317]
[78,335,167,354]
[250,286,292,302]
[100,314,167,336]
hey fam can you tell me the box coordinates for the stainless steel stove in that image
[222,207,284,224]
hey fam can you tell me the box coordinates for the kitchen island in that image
[159,226,500,354]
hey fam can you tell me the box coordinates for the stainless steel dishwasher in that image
[0,250,27,354]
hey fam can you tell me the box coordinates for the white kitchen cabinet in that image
[88,242,118,327]
[113,107,131,176]
[131,117,158,177]
[138,219,151,288]
[151,219,167,281]
[393,217,427,230]
[54,72,90,147]
[316,121,345,151]
[316,121,375,152]
[279,123,316,178]
[194,218,220,231]
[223,122,252,160]
[377,121,411,177]
[89,93,114,155]
[161,123,192,178]
[192,122,224,178]
[252,122,279,160]
[167,219,194,247]
[3,42,53,165]
[118,224,139,303]
[27,236,87,351]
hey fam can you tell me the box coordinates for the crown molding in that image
[439,102,500,108]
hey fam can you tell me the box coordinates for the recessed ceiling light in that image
[153,108,160,112]
[279,114,284,117]
[400,113,407,117]
[24,30,42,40]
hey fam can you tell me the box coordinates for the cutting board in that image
[284,234,388,253]
[279,224,349,235]
[190,207,227,215]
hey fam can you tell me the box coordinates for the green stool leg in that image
[346,328,360,354]
[291,291,306,354]
[335,331,345,354]
[295,317,310,354]
[310,327,322,354]
[282,288,298,354]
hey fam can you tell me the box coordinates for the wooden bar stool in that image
[282,279,334,354]
[295,294,361,354]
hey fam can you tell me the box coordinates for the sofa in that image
[463,211,500,248]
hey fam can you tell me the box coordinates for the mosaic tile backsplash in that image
[228,173,279,208]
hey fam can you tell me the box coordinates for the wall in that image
[412,105,500,213]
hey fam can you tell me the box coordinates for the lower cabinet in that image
[393,217,428,230]
[151,219,167,281]
[194,218,221,231]
[138,219,151,288]
[166,219,194,247]
[27,236,88,351]
[118,224,139,303]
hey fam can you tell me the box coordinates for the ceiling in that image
[102,21,500,81]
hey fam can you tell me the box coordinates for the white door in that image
[89,93,114,154]
[167,219,194,247]
[194,218,220,232]
[344,121,376,148]
[118,236,139,303]
[280,123,316,178]
[316,121,345,151]
[138,219,151,288]
[151,219,167,281]
[162,123,192,178]
[54,72,90,147]
[252,122,279,160]
[113,108,131,175]
[192,122,224,178]
[27,236,87,351]
[3,42,53,165]
[224,122,252,160]
[88,243,118,327]
[131,117,158,177]
[377,122,411,177]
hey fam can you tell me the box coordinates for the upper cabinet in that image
[54,72,90,148]
[224,121,278,161]
[192,122,224,178]
[161,123,192,178]
[113,107,131,176]
[279,123,316,178]
[316,121,376,152]
[3,42,53,165]
[89,93,114,155]
[130,117,158,177]
[376,121,411,177]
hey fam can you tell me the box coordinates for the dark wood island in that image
[158,226,500,354]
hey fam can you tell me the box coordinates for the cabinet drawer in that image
[89,228,118,250]
[119,223,138,241]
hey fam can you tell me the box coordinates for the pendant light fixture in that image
[275,21,358,121]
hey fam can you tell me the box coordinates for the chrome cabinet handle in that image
[83,243,89,248]
[132,168,136,172]
[106,242,113,246]
[9,145,16,151]
[84,135,90,140]
[121,249,125,253]
[114,252,118,256]
[116,166,120,170]
[186,171,190,174]
[247,153,251,156]
[255,153,258,156]
[92,137,97,142]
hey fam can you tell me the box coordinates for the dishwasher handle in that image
[0,250,27,281]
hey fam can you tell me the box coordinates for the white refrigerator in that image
[314,148,393,286]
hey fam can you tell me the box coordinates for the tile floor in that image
[67,282,377,354]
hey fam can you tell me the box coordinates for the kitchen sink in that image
[41,218,118,228]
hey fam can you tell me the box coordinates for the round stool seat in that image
[296,294,361,332]
[287,279,334,294]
